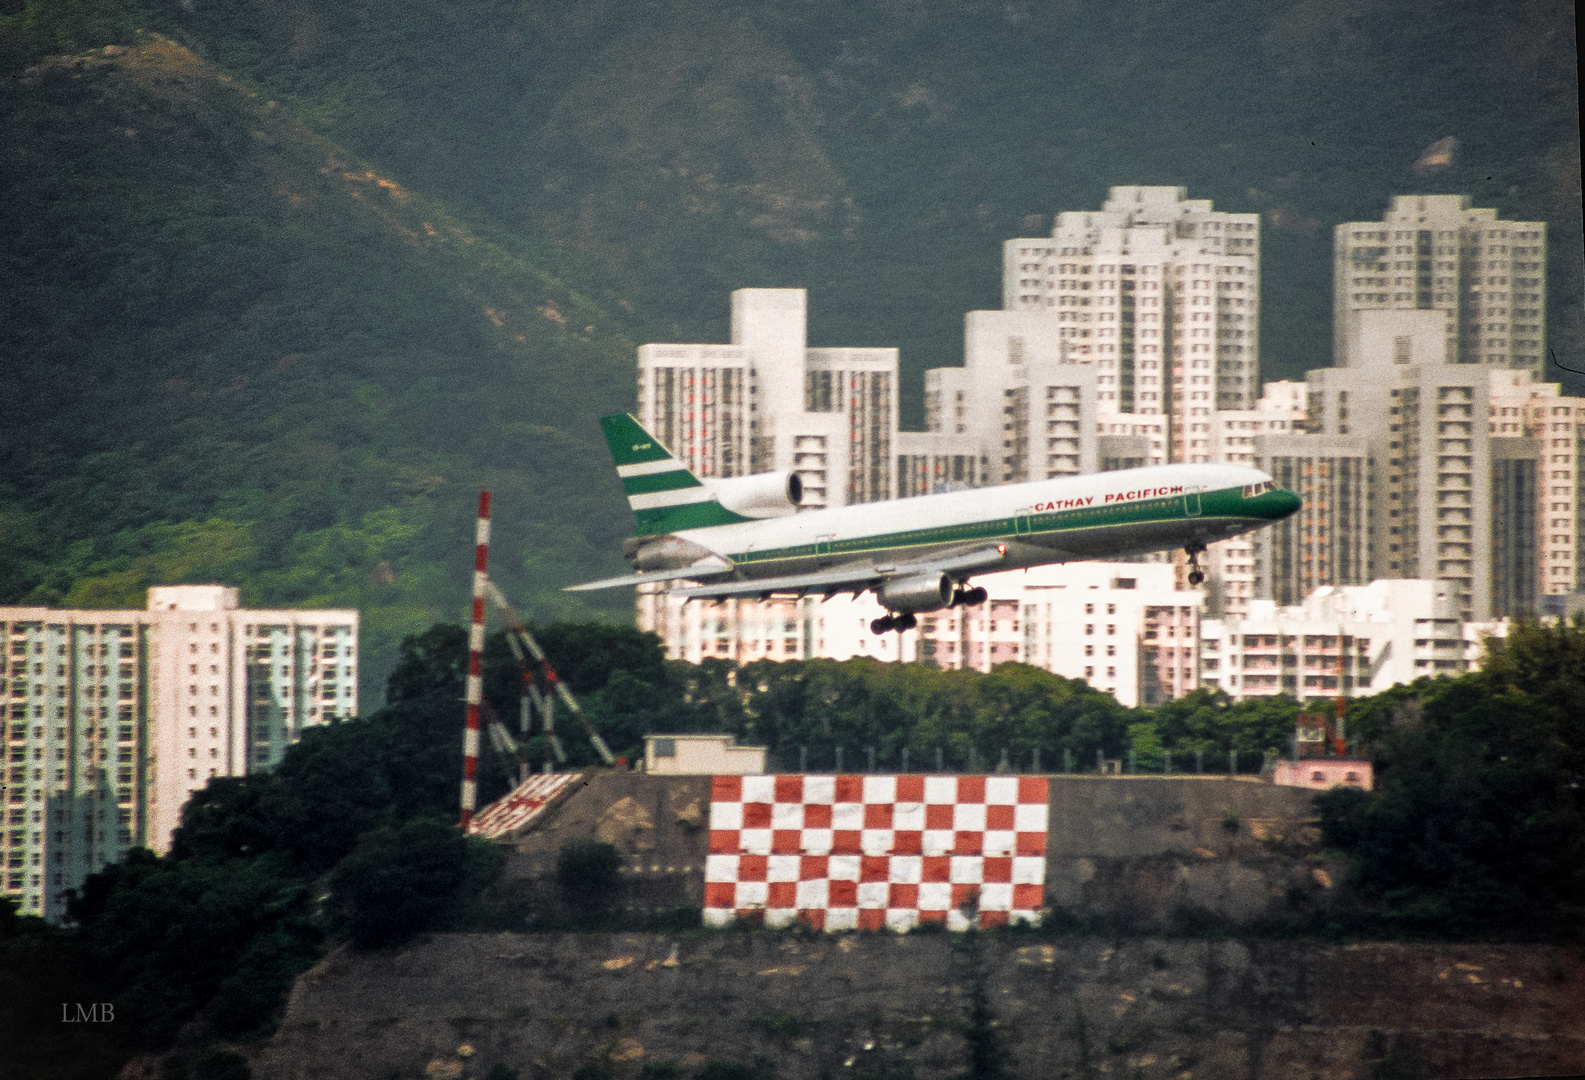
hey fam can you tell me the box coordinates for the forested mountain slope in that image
[1,26,642,688]
[138,0,1581,401]
[1,0,1578,688]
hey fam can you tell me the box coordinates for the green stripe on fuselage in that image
[719,484,1298,565]
[622,469,705,495]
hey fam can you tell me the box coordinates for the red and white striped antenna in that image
[460,489,491,830]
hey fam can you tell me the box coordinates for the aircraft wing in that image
[672,545,1010,602]
[565,558,733,592]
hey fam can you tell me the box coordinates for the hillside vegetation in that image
[1,24,643,687]
[2,0,1579,689]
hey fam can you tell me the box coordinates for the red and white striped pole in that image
[460,490,491,831]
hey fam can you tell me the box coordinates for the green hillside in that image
[1,0,1579,688]
[0,26,645,689]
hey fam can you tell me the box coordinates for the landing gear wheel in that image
[954,585,988,607]
[1184,542,1207,587]
[871,612,917,634]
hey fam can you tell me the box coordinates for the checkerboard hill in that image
[477,769,1342,934]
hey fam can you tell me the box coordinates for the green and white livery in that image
[573,414,1302,633]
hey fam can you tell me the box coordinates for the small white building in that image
[1200,579,1507,702]
[1273,758,1374,792]
[644,734,766,776]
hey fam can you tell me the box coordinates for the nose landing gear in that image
[1185,542,1207,586]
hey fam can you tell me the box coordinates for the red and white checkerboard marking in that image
[704,775,1049,932]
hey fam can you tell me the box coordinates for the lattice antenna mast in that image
[503,627,567,766]
[459,490,490,830]
[484,580,616,766]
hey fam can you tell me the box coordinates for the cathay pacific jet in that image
[570,414,1301,634]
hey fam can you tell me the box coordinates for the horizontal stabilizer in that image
[673,545,1011,602]
[565,558,733,592]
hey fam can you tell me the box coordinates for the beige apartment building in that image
[1334,194,1546,378]
[1,586,356,921]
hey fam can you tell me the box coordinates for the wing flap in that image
[565,558,733,592]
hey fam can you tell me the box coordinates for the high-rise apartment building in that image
[1201,381,1307,617]
[1264,310,1496,619]
[900,310,1099,494]
[636,289,899,652]
[1334,195,1546,377]
[1489,370,1585,604]
[1005,186,1262,458]
[1277,304,1585,621]
[1,586,357,921]
[1251,337,1581,621]
[637,289,897,511]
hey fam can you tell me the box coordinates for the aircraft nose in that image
[1272,487,1302,520]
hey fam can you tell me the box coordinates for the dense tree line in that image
[1317,619,1585,936]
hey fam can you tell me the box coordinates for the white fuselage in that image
[676,462,1278,577]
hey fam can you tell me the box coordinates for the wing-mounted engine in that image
[877,571,953,614]
[706,471,803,518]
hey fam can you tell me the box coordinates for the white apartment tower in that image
[1,586,357,921]
[1488,369,1585,604]
[900,309,1100,494]
[1335,195,1546,377]
[636,289,899,656]
[1004,186,1261,462]
[637,289,897,511]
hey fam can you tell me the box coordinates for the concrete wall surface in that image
[489,773,1345,932]
[254,932,1585,1080]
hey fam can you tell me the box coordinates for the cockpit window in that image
[1241,480,1277,498]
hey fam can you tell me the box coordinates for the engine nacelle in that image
[708,470,803,518]
[878,572,953,614]
[623,534,719,572]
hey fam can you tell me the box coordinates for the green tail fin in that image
[598,414,751,535]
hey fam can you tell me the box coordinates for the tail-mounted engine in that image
[706,471,803,518]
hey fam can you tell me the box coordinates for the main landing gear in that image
[870,612,917,635]
[954,585,989,607]
[1185,542,1207,587]
[868,583,989,635]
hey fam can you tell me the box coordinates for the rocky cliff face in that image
[255,932,1585,1080]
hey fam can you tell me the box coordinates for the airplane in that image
[569,414,1302,635]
